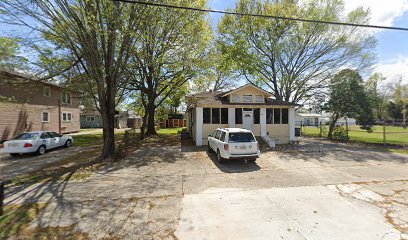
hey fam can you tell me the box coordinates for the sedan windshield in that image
[228,132,255,143]
[14,133,39,140]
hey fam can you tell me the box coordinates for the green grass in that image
[157,127,185,134]
[302,125,408,145]
[73,132,125,147]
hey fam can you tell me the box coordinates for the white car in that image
[1,131,74,156]
[208,128,260,164]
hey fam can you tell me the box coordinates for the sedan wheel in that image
[10,153,20,157]
[37,146,46,155]
[65,140,72,147]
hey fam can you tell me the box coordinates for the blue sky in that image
[208,0,408,82]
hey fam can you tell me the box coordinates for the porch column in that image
[260,108,267,136]
[196,107,203,146]
[289,107,295,142]
[228,108,235,128]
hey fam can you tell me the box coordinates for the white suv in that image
[207,128,260,164]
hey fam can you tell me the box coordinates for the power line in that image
[112,0,408,31]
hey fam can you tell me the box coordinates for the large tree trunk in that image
[328,114,339,140]
[146,101,156,135]
[140,111,148,140]
[100,83,116,160]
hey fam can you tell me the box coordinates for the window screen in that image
[212,108,220,124]
[243,95,252,103]
[274,108,281,124]
[235,108,242,124]
[266,108,273,124]
[255,95,264,102]
[281,108,289,124]
[203,108,211,124]
[253,108,260,124]
[221,108,228,124]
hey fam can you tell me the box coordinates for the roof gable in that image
[220,83,273,98]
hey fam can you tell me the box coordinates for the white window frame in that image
[62,112,72,122]
[41,111,50,123]
[44,86,51,97]
[231,94,240,103]
[62,92,72,104]
[86,116,95,122]
[255,95,264,103]
[243,95,253,103]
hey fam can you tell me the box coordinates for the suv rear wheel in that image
[217,150,224,164]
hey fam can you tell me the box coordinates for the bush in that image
[332,126,348,140]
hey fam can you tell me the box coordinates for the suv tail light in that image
[24,143,33,148]
[224,143,229,152]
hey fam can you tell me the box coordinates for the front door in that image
[242,109,253,131]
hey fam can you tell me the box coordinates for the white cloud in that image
[374,57,408,83]
[343,0,408,26]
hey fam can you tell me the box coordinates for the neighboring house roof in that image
[220,83,273,98]
[296,113,322,117]
[0,69,79,92]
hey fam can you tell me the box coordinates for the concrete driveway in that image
[5,138,408,239]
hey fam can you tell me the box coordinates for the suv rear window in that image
[228,132,256,143]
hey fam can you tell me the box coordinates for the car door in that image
[213,130,222,151]
[39,132,53,149]
[208,130,217,150]
[49,132,63,148]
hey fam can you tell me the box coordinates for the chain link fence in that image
[299,119,408,146]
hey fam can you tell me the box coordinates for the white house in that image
[185,84,299,146]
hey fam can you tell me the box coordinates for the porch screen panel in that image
[221,108,228,124]
[274,108,281,124]
[281,108,289,124]
[235,108,243,124]
[253,108,260,124]
[266,108,273,124]
[212,108,220,124]
[203,108,211,124]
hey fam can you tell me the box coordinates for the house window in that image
[274,108,281,124]
[231,94,240,102]
[243,95,252,103]
[63,112,72,122]
[255,95,264,103]
[212,108,220,124]
[221,108,228,124]
[235,108,243,124]
[281,108,289,124]
[203,108,211,124]
[86,116,95,122]
[266,108,273,124]
[253,108,260,124]
[42,112,50,122]
[62,92,71,104]
[44,86,51,97]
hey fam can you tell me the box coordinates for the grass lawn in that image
[73,132,125,147]
[158,127,185,134]
[302,125,408,145]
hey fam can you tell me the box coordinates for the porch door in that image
[242,108,253,131]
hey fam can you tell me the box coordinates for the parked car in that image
[208,128,260,164]
[1,131,73,156]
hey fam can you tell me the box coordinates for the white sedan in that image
[1,131,74,156]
